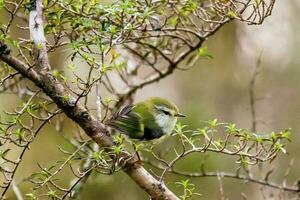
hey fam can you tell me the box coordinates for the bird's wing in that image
[106,105,144,139]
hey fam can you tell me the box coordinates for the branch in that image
[0,48,179,200]
[249,51,263,132]
[145,160,300,193]
[11,181,23,200]
[171,169,299,193]
[28,0,50,71]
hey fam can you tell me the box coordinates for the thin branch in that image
[249,51,263,132]
[146,160,299,193]
[11,181,23,200]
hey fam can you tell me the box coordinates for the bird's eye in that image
[162,110,171,115]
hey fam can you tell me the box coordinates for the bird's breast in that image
[155,114,177,135]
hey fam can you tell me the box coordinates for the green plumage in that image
[106,97,181,140]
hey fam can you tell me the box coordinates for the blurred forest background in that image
[1,0,300,199]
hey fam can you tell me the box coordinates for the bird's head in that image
[146,97,185,134]
[148,97,185,118]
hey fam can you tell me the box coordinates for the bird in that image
[106,97,185,140]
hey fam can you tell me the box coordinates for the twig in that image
[11,181,23,200]
[249,51,263,132]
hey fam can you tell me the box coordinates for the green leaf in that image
[174,122,187,135]
[181,0,197,13]
[209,7,217,15]
[255,0,262,5]
[133,142,143,151]
[114,61,125,71]
[169,16,178,27]
[0,0,4,10]
[193,127,208,137]
[281,128,291,141]
[15,128,25,141]
[113,134,124,145]
[0,149,9,158]
[207,118,218,128]
[270,132,277,141]
[92,150,104,161]
[114,144,124,155]
[225,123,239,134]
[25,193,37,200]
[104,96,112,105]
[68,64,77,71]
[37,42,43,50]
[227,11,237,19]
[275,142,287,154]
[43,0,48,6]
[109,25,117,34]
[255,136,263,143]
[175,179,191,188]
[239,155,250,166]
[59,74,67,83]
[26,102,36,113]
[198,46,214,59]
[0,126,5,134]
[47,190,58,199]
[214,138,223,147]
[101,63,113,73]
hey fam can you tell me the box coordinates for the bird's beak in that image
[175,113,186,117]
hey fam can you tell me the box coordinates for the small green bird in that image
[106,97,185,140]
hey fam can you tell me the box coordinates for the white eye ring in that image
[155,106,172,116]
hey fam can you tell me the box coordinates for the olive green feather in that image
[106,97,181,140]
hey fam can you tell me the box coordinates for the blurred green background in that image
[1,0,300,199]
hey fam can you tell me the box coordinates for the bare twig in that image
[249,51,263,132]
[11,181,23,200]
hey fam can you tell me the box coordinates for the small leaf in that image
[114,145,124,155]
[255,0,262,5]
[52,69,60,78]
[207,118,218,128]
[68,64,77,71]
[225,123,239,134]
[0,149,9,158]
[219,0,230,3]
[15,128,25,141]
[169,16,178,27]
[214,138,223,147]
[92,150,104,161]
[198,46,213,59]
[104,96,112,105]
[37,42,43,50]
[193,127,208,137]
[174,122,187,135]
[255,136,263,143]
[0,0,4,10]
[25,193,37,200]
[47,190,58,199]
[133,142,143,151]
[227,11,237,19]
[109,25,117,34]
[275,142,287,154]
[281,128,291,141]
